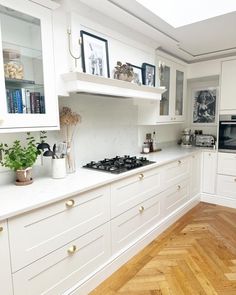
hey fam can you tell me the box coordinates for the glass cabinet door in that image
[160,65,170,116]
[0,3,45,115]
[175,70,184,116]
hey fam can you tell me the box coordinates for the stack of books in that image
[6,88,45,114]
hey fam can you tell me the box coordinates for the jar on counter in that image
[142,142,150,154]
[3,49,24,80]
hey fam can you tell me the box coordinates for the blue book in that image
[15,89,23,113]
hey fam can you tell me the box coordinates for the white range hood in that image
[61,72,166,100]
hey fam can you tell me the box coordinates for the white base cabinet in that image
[0,221,13,295]
[3,153,202,295]
[201,151,217,195]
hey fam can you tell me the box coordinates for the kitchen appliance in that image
[219,115,236,152]
[83,156,155,174]
[181,128,193,147]
[195,134,216,147]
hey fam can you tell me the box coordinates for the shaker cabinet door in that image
[0,0,59,132]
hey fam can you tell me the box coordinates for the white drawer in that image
[163,157,190,187]
[111,166,162,218]
[8,185,110,272]
[163,179,190,215]
[217,175,236,199]
[12,223,111,295]
[218,152,236,176]
[111,192,162,254]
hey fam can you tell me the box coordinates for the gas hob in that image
[83,155,155,174]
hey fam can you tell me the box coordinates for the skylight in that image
[136,0,236,28]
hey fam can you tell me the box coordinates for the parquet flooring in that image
[90,202,236,295]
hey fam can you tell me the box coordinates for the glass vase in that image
[66,140,76,173]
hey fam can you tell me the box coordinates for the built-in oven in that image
[219,115,236,152]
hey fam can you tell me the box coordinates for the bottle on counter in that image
[146,133,153,152]
[153,131,158,151]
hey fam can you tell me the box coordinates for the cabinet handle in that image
[177,185,181,191]
[178,160,182,165]
[0,226,3,232]
[234,178,236,182]
[139,206,144,213]
[192,155,195,159]
[174,117,176,120]
[209,153,211,156]
[67,245,77,255]
[65,199,75,208]
[138,173,144,180]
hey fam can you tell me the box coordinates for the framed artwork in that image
[192,87,218,125]
[80,30,110,78]
[127,63,143,85]
[142,63,156,87]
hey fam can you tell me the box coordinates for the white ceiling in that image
[77,0,236,63]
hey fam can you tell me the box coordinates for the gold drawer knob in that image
[0,226,3,232]
[65,199,75,208]
[139,206,144,213]
[209,153,211,156]
[67,245,77,255]
[178,160,182,165]
[139,173,144,180]
[234,178,236,182]
[177,185,181,191]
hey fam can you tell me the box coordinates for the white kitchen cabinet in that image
[8,185,110,272]
[202,151,217,194]
[163,179,190,215]
[110,166,162,218]
[0,221,13,295]
[220,59,236,113]
[216,175,236,200]
[111,192,162,254]
[12,223,111,295]
[0,0,59,132]
[138,57,186,125]
[218,152,236,176]
[190,153,201,198]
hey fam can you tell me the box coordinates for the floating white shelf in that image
[62,72,166,100]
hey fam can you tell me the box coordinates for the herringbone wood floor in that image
[90,202,236,295]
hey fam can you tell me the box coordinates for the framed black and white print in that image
[127,64,143,85]
[80,30,110,78]
[192,87,217,125]
[142,63,156,87]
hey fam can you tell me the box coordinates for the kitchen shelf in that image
[5,78,43,89]
[62,72,166,100]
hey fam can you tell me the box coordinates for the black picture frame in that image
[142,63,156,87]
[127,63,143,85]
[80,30,110,78]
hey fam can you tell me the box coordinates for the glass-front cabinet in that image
[0,0,59,132]
[157,57,186,123]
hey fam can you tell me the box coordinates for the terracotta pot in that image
[15,167,33,185]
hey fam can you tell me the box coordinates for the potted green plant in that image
[0,133,41,185]
[114,61,134,82]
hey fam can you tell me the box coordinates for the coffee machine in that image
[181,128,193,147]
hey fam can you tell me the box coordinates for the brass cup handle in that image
[234,178,236,182]
[0,226,3,232]
[139,173,144,180]
[139,206,145,213]
[65,199,75,208]
[67,245,77,255]
[177,185,181,191]
[178,160,182,165]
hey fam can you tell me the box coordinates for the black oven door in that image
[219,121,236,151]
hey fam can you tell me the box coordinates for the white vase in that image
[52,158,66,179]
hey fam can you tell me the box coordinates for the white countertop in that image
[0,145,213,221]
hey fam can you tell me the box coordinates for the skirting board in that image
[66,194,200,295]
[201,193,236,209]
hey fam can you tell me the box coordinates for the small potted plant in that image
[114,61,134,82]
[0,133,41,185]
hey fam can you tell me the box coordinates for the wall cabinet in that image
[0,0,59,132]
[201,151,217,194]
[0,221,13,295]
[220,59,236,113]
[138,57,186,125]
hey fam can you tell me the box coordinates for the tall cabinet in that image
[0,0,59,132]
